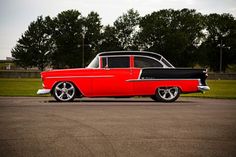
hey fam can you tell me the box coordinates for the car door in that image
[91,56,133,96]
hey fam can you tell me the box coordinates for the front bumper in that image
[37,89,51,95]
[198,86,210,92]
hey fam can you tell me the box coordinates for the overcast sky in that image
[0,0,236,59]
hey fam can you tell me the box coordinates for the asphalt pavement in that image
[0,97,236,157]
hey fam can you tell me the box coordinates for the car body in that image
[37,51,210,102]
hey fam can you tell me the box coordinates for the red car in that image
[37,51,210,102]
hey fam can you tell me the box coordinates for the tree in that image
[11,9,236,71]
[99,25,123,51]
[83,11,103,64]
[114,9,140,50]
[49,10,83,68]
[11,16,52,70]
[198,13,236,72]
[49,10,103,68]
[139,9,205,67]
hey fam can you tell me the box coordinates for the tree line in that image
[11,9,236,72]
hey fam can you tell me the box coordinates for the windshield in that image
[87,55,99,68]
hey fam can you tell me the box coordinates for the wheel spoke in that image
[162,92,167,98]
[58,93,64,99]
[68,86,74,91]
[63,82,66,88]
[168,90,174,98]
[56,86,62,91]
[66,93,72,99]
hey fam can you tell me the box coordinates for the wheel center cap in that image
[62,88,67,93]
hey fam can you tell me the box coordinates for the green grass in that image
[0,79,235,99]
[0,78,42,96]
[183,80,236,99]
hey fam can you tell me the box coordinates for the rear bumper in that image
[37,89,51,95]
[198,86,210,92]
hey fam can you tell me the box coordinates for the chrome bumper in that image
[37,89,51,95]
[198,86,210,92]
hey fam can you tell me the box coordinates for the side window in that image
[134,56,163,68]
[102,57,130,68]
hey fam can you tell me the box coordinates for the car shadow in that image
[46,99,194,104]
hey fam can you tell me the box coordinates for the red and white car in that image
[37,51,210,102]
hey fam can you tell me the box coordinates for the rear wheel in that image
[151,87,180,102]
[53,82,76,102]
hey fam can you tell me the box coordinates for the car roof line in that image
[98,51,163,59]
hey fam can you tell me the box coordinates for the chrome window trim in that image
[133,55,166,68]
[98,54,173,68]
[99,51,163,59]
[160,57,174,68]
[138,69,142,79]
[100,55,131,68]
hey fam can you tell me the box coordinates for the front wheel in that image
[53,82,76,102]
[152,87,180,102]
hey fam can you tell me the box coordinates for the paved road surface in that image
[0,97,236,157]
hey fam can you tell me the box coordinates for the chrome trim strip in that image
[46,75,114,79]
[137,69,142,79]
[126,78,200,82]
[99,54,174,68]
[133,55,166,68]
[160,57,175,68]
[99,51,164,59]
[37,89,51,95]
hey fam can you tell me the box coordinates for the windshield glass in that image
[87,55,99,68]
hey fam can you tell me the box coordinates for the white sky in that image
[0,0,236,59]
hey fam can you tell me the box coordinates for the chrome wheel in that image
[53,82,75,102]
[158,87,178,100]
[153,87,180,102]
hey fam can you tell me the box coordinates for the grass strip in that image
[0,78,42,96]
[183,80,236,99]
[0,79,235,99]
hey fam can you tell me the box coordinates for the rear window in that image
[134,56,163,68]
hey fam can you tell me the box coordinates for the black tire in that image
[53,82,76,102]
[152,87,180,102]
[150,95,159,101]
